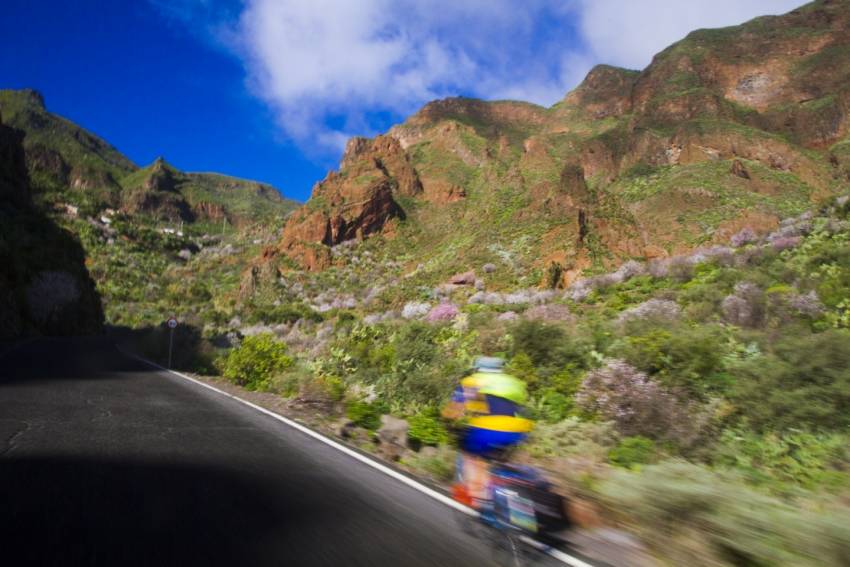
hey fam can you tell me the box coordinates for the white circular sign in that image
[167,317,178,329]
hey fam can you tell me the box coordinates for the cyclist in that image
[443,356,533,516]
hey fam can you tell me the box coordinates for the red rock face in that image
[193,201,227,221]
[276,135,415,270]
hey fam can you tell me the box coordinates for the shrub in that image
[721,282,765,327]
[546,261,564,289]
[577,360,706,446]
[222,334,293,390]
[616,298,680,326]
[533,388,573,422]
[612,325,728,398]
[525,417,618,460]
[730,227,757,247]
[667,256,694,282]
[401,301,431,319]
[771,235,802,251]
[608,436,656,469]
[510,319,592,376]
[788,290,824,318]
[426,302,459,322]
[405,444,455,481]
[728,330,850,432]
[600,461,850,567]
[506,352,539,390]
[714,429,850,493]
[346,400,382,430]
[408,412,449,447]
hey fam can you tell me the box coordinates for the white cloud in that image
[231,0,583,152]
[220,0,807,153]
[575,0,805,70]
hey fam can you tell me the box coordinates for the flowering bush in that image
[722,282,764,327]
[617,299,681,326]
[731,227,757,247]
[564,278,594,302]
[402,301,431,319]
[577,360,701,445]
[504,290,533,304]
[614,260,646,281]
[721,295,751,326]
[468,291,504,305]
[647,258,671,278]
[770,236,801,251]
[689,246,735,266]
[788,290,824,318]
[426,302,459,322]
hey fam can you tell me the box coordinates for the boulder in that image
[336,419,358,439]
[377,415,409,448]
[449,271,476,285]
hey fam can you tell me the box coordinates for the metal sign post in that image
[166,317,178,368]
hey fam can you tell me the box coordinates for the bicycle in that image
[452,459,570,567]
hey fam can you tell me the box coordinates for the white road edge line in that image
[120,348,593,567]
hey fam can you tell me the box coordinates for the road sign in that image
[166,317,178,368]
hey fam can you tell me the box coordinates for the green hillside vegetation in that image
[168,194,850,566]
[0,88,135,180]
[0,88,298,339]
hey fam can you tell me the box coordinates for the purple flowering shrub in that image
[617,299,681,326]
[788,290,824,318]
[721,282,764,327]
[770,236,801,251]
[426,302,459,322]
[576,360,703,445]
[730,227,757,247]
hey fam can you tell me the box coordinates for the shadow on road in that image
[0,336,153,385]
[0,455,321,567]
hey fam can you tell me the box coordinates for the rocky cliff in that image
[0,116,104,338]
[268,0,850,286]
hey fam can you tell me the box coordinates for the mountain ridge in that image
[263,0,850,290]
[0,88,299,225]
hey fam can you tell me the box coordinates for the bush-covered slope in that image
[0,88,299,334]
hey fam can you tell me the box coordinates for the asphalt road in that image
[0,338,573,567]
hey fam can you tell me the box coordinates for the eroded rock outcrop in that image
[276,136,417,270]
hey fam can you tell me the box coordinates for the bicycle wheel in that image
[488,527,526,567]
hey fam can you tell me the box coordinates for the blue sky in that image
[1,0,803,202]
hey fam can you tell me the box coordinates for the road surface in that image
[0,338,578,566]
